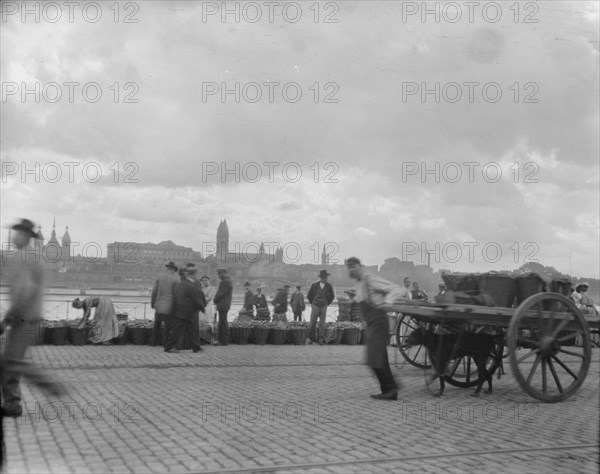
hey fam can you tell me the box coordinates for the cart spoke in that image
[516,348,539,364]
[526,354,542,384]
[466,357,471,384]
[447,357,462,378]
[550,316,572,339]
[413,344,423,361]
[557,348,585,359]
[547,358,563,393]
[541,358,547,394]
[551,355,578,380]
[556,332,580,343]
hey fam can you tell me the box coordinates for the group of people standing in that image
[151,262,233,351]
[239,269,336,344]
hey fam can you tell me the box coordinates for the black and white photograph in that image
[1,1,599,472]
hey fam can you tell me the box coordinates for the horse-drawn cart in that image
[387,292,599,403]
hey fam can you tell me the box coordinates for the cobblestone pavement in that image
[4,344,600,473]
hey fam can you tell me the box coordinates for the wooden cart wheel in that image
[507,293,591,403]
[396,314,432,369]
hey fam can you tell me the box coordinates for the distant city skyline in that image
[1,2,598,278]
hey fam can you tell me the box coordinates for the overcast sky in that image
[1,1,598,277]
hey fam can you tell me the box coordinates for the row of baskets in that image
[12,322,368,346]
[441,272,572,308]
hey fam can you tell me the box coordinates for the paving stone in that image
[3,345,599,473]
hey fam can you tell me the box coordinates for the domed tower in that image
[216,219,229,257]
[61,226,71,261]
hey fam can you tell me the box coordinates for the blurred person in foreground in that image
[346,257,408,401]
[1,219,47,417]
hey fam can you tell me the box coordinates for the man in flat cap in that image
[346,256,407,401]
[164,263,205,353]
[1,219,45,417]
[213,268,233,345]
[150,261,180,347]
[307,270,335,345]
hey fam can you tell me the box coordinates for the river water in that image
[0,293,340,322]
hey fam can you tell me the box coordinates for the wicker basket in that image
[442,272,479,292]
[69,327,89,345]
[251,327,270,345]
[337,301,351,321]
[288,327,310,345]
[516,273,546,305]
[477,273,517,308]
[324,326,344,345]
[544,278,573,311]
[341,327,360,345]
[268,328,287,345]
[230,327,252,345]
[349,303,363,322]
[255,308,271,321]
[127,327,149,345]
[45,327,69,345]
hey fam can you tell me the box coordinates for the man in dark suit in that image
[290,285,306,321]
[164,263,205,353]
[306,270,335,345]
[240,282,254,319]
[253,285,270,320]
[212,267,233,346]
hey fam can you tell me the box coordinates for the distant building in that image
[107,240,201,264]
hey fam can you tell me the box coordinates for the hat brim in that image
[10,225,37,237]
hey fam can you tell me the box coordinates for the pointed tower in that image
[321,245,329,265]
[45,216,62,262]
[216,219,229,258]
[47,217,59,245]
[61,226,71,261]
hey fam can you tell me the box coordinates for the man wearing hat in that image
[290,285,307,321]
[346,256,406,401]
[213,268,233,345]
[272,285,291,322]
[240,282,255,319]
[164,263,205,353]
[254,284,270,320]
[1,219,45,417]
[306,270,335,344]
[150,261,180,346]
